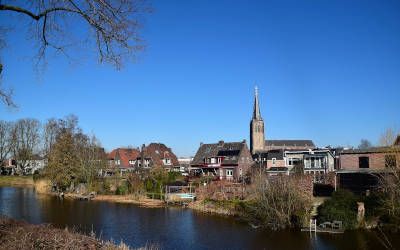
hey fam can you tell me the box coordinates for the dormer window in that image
[115,160,120,165]
[163,158,172,165]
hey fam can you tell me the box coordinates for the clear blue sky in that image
[1,0,400,156]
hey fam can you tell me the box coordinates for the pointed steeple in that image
[253,86,262,120]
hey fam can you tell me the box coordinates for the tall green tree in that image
[46,131,80,191]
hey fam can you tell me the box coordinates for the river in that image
[0,186,398,250]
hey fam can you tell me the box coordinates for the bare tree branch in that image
[0,0,148,106]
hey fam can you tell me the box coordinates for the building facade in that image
[191,140,253,181]
[337,147,399,194]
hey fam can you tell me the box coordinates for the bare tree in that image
[378,145,400,223]
[0,120,13,166]
[0,0,148,106]
[43,118,59,157]
[11,119,41,173]
[379,128,398,147]
[242,175,312,229]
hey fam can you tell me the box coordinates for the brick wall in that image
[340,152,388,170]
[266,159,285,168]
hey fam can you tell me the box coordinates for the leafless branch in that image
[0,0,148,106]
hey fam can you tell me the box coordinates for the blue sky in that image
[1,0,400,156]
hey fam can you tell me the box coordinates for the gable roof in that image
[108,148,140,168]
[191,141,248,166]
[265,140,315,148]
[142,143,179,167]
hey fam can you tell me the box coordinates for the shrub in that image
[318,190,358,229]
[115,182,128,195]
[241,175,312,230]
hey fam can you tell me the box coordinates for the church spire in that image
[253,86,262,120]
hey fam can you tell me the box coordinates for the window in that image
[272,158,276,165]
[359,156,369,168]
[115,160,120,165]
[163,158,172,165]
[385,155,397,168]
[211,158,216,164]
[226,169,233,176]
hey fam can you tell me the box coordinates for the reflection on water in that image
[0,187,398,250]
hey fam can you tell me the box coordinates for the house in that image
[138,143,179,170]
[285,149,335,175]
[1,159,16,175]
[253,148,335,176]
[191,140,253,181]
[337,147,399,194]
[253,149,285,169]
[394,135,400,146]
[177,157,193,174]
[24,155,46,175]
[107,148,140,174]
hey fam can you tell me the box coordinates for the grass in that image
[0,216,158,250]
[0,175,34,186]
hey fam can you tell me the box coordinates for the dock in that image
[301,227,344,234]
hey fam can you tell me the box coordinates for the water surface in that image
[0,187,398,250]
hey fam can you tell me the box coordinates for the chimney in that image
[242,139,247,144]
[218,140,224,146]
[200,142,203,146]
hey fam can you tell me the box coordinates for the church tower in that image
[250,87,265,155]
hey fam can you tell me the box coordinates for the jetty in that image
[165,185,196,205]
[301,219,345,234]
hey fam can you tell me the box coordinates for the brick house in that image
[191,140,253,181]
[253,149,285,170]
[337,147,399,194]
[137,143,179,170]
[107,148,140,174]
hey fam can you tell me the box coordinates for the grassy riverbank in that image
[0,176,34,187]
[0,216,157,250]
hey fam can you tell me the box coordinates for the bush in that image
[318,190,358,229]
[115,182,128,195]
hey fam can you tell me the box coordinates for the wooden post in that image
[334,174,337,191]
[314,219,317,233]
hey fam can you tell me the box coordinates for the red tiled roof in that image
[142,143,179,167]
[108,148,140,168]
